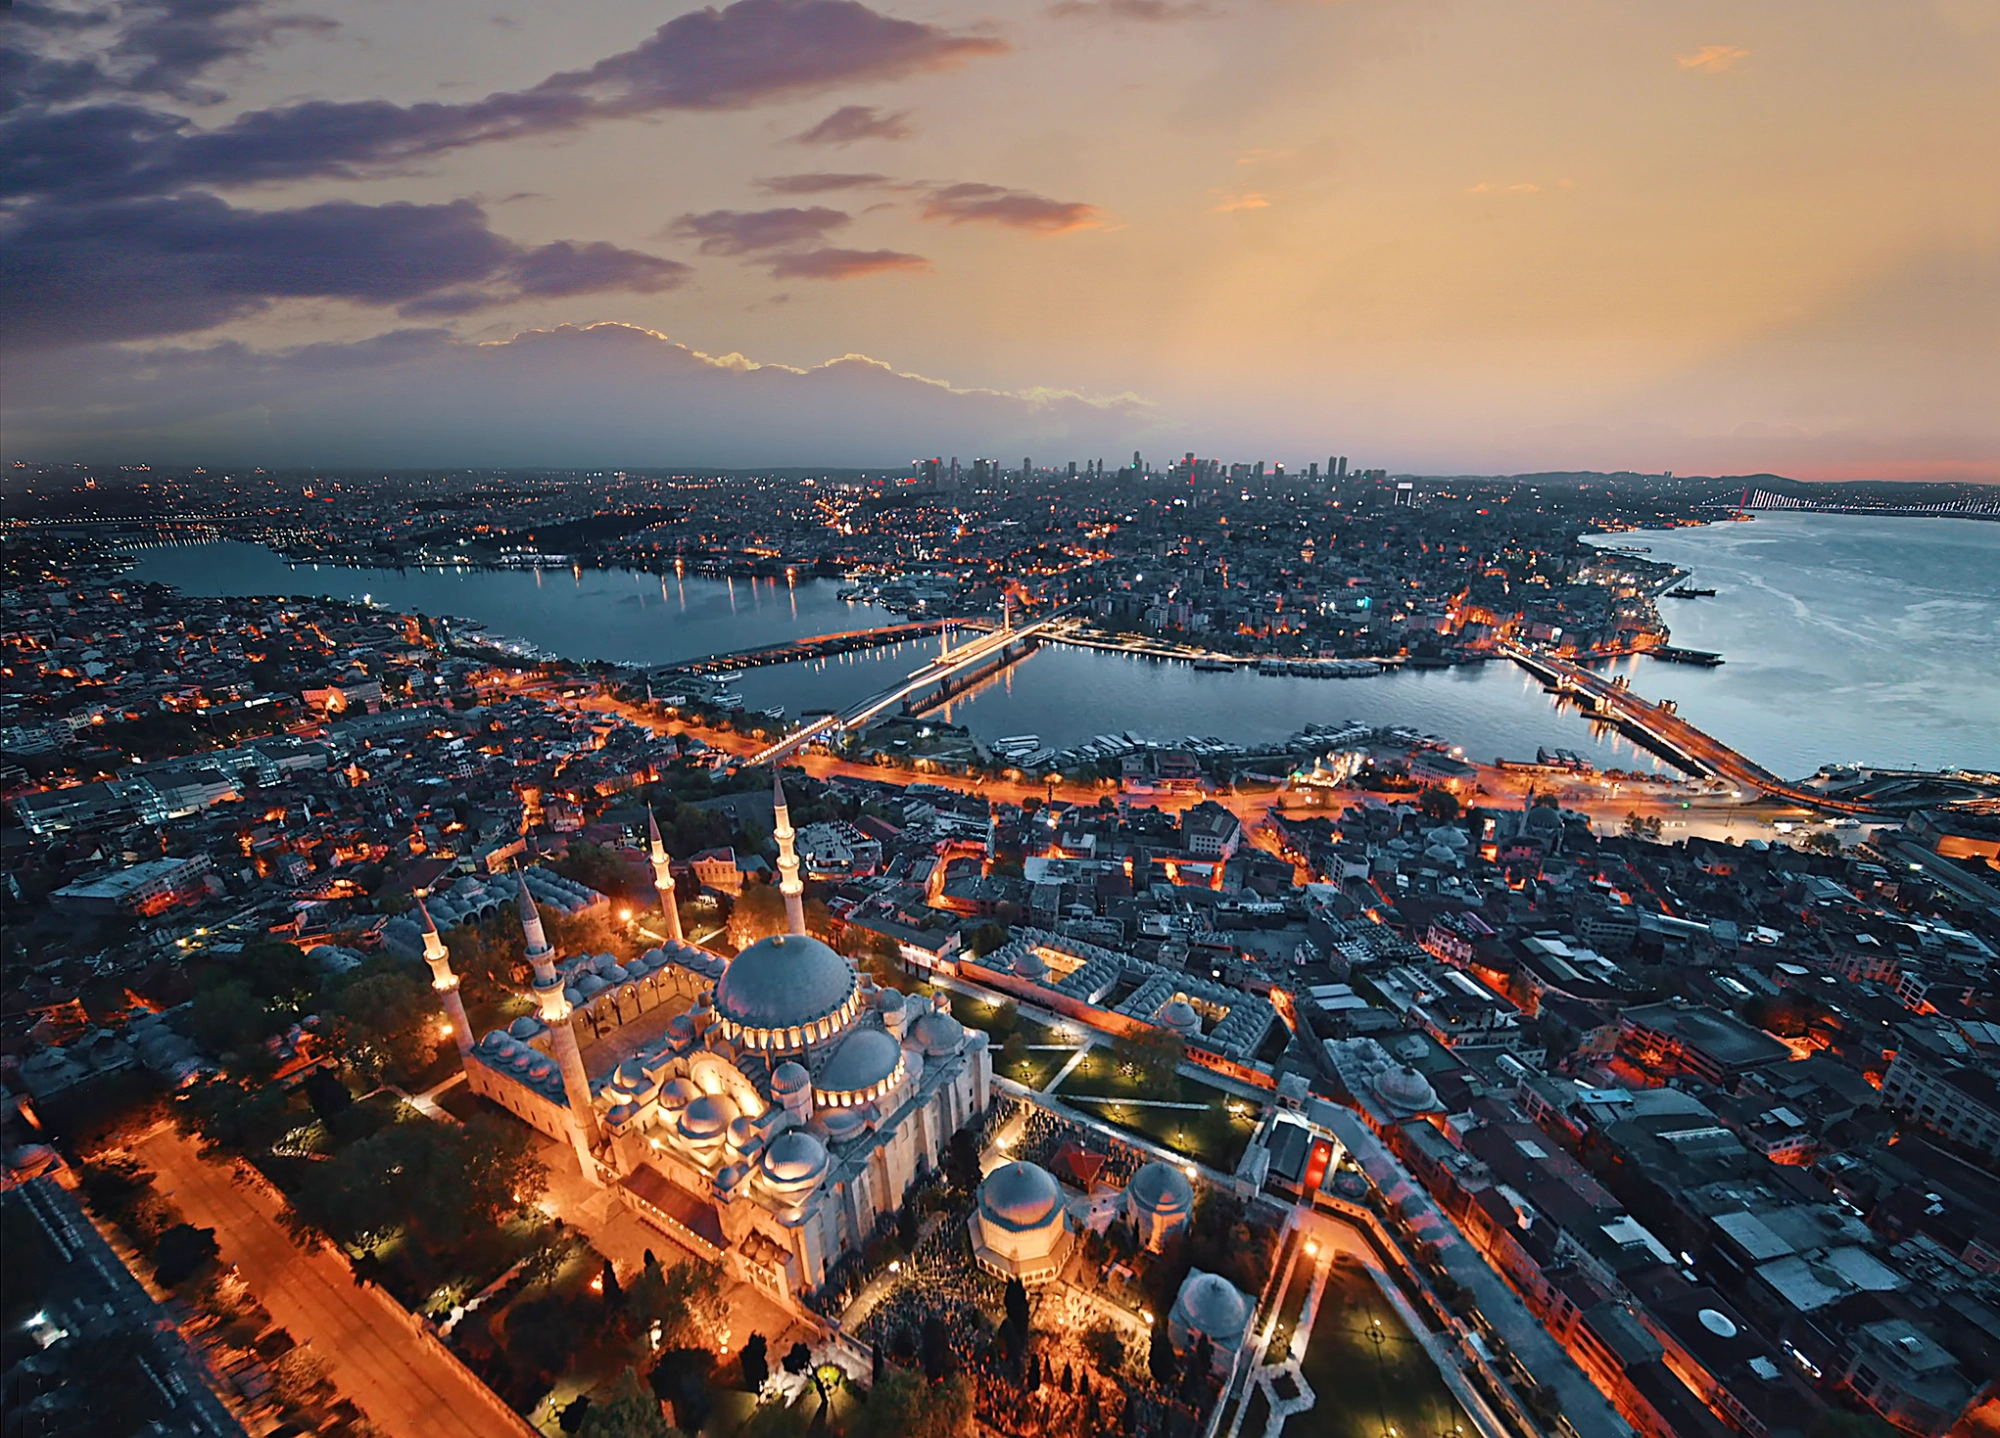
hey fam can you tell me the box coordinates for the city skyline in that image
[4,0,1997,479]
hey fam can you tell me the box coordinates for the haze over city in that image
[4,0,1997,477]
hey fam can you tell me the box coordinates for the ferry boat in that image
[1651,645,1725,666]
[1665,585,1717,599]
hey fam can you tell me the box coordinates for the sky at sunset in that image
[3,0,1996,478]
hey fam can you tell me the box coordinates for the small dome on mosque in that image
[875,987,907,1014]
[771,1060,812,1095]
[1160,998,1202,1037]
[1014,949,1049,981]
[658,1077,699,1112]
[715,933,857,1037]
[678,1093,734,1142]
[911,1008,965,1057]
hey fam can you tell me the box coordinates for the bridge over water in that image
[1504,645,1881,814]
[662,618,967,675]
[746,610,1063,765]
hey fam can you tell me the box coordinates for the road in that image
[134,1124,516,1438]
[591,690,1821,857]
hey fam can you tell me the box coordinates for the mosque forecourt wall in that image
[954,958,1278,1092]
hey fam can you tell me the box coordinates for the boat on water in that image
[1191,657,1235,672]
[1651,645,1725,666]
[1665,586,1717,599]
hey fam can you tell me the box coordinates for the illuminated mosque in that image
[424,771,994,1302]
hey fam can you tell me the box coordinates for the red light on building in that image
[1303,1139,1333,1193]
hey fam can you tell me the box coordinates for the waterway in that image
[124,514,1999,778]
[1582,514,1999,775]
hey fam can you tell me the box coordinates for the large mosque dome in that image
[713,933,860,1052]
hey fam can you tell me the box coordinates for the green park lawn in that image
[1292,1262,1469,1438]
[944,990,1083,1089]
[1051,1055,1255,1172]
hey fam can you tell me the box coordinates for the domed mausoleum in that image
[1168,1269,1252,1371]
[970,1160,1073,1284]
[1124,1160,1195,1253]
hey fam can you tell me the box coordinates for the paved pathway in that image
[134,1124,512,1438]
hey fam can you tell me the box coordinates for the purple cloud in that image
[0,194,688,345]
[1,0,1003,204]
[669,206,850,255]
[756,171,892,194]
[920,183,1101,233]
[1,0,335,109]
[1047,0,1210,19]
[766,247,928,279]
[789,104,913,145]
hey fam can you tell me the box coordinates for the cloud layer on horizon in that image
[0,322,1163,467]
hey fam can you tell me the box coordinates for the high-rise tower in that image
[518,870,602,1174]
[772,767,807,937]
[419,895,472,1057]
[647,808,683,944]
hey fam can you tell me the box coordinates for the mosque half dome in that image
[760,1129,831,1194]
[713,934,860,1051]
[911,1008,966,1057]
[815,1026,905,1106]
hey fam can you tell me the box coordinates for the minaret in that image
[518,870,602,1175]
[419,896,473,1058]
[647,808,683,944]
[772,766,807,937]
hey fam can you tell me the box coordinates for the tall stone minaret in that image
[647,808,683,944]
[518,870,602,1176]
[419,895,473,1058]
[772,766,807,937]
